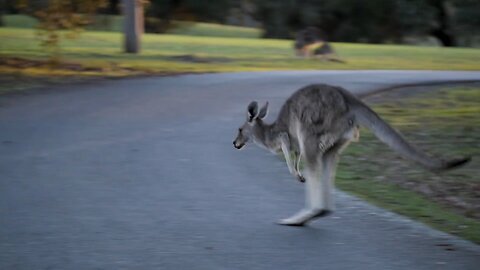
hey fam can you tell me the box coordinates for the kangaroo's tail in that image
[343,91,470,171]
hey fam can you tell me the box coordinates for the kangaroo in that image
[233,84,470,226]
[313,42,346,63]
[294,27,323,58]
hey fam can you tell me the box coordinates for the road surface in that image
[1,71,479,269]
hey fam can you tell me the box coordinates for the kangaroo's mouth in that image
[233,141,245,149]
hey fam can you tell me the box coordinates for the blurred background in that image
[1,1,479,89]
[1,0,479,83]
[3,0,480,45]
[1,0,479,88]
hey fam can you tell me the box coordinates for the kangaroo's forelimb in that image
[279,132,305,182]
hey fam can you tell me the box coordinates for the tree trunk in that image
[431,28,456,47]
[108,0,120,14]
[0,0,4,27]
[123,0,144,53]
[430,0,457,47]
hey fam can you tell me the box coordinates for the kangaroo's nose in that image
[233,141,244,149]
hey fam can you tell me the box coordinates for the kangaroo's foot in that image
[311,209,332,219]
[277,208,332,226]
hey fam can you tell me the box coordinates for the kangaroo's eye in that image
[239,128,243,132]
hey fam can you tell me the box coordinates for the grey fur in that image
[233,84,470,226]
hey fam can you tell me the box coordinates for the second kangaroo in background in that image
[233,84,470,226]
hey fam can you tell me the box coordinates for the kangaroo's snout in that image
[233,141,245,149]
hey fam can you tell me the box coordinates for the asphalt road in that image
[1,71,479,270]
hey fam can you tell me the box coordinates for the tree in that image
[427,0,457,46]
[16,0,108,63]
[145,0,234,33]
[123,0,144,53]
[252,0,480,47]
[0,1,4,27]
[453,0,480,46]
[104,0,121,14]
[428,0,480,46]
[253,0,407,41]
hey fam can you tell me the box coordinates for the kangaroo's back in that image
[275,84,351,134]
[275,83,469,171]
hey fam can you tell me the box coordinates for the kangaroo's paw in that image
[277,208,331,226]
[296,174,306,183]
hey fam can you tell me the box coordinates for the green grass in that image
[166,21,261,38]
[337,86,480,243]
[1,27,479,78]
[337,170,480,243]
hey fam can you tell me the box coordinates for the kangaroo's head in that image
[233,101,269,150]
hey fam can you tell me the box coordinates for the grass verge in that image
[337,84,480,243]
[1,27,480,76]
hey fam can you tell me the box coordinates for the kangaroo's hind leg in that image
[277,137,351,226]
[320,139,350,212]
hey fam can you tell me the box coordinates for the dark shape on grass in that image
[294,27,346,63]
[166,54,232,63]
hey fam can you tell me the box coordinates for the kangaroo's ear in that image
[247,101,258,122]
[257,102,269,119]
